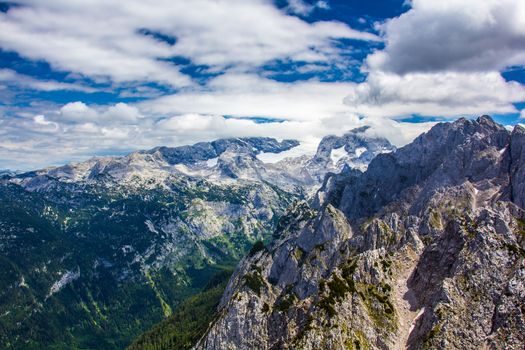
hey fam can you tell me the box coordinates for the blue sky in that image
[0,0,524,170]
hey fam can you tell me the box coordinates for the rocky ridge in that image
[0,132,392,349]
[8,131,394,194]
[194,116,525,350]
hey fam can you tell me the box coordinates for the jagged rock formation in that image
[0,133,390,349]
[194,116,525,350]
[9,133,393,194]
[305,126,395,180]
[144,137,300,165]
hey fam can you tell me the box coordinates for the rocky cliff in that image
[194,116,525,350]
[0,133,391,349]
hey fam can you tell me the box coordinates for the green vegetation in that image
[248,240,266,257]
[0,176,294,349]
[274,201,316,238]
[429,210,442,230]
[504,243,525,258]
[275,291,298,312]
[261,302,271,313]
[344,329,370,350]
[127,269,232,350]
[380,258,392,273]
[422,322,443,349]
[318,260,357,317]
[293,246,305,260]
[243,271,266,296]
[358,282,396,331]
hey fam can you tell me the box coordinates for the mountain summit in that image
[193,116,525,350]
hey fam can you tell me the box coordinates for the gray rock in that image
[195,116,525,350]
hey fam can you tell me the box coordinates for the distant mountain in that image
[193,116,525,350]
[302,126,395,182]
[0,169,17,178]
[0,132,391,349]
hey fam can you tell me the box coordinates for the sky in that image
[0,0,525,170]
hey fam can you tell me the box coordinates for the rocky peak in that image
[146,137,299,165]
[510,123,525,209]
[295,126,396,187]
[312,126,394,165]
[194,116,525,350]
[337,115,514,221]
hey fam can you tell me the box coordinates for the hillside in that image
[193,116,525,349]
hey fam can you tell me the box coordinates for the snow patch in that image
[19,276,28,288]
[145,220,159,234]
[330,146,348,164]
[257,141,316,164]
[121,245,134,253]
[206,157,218,167]
[47,269,80,297]
[354,147,367,157]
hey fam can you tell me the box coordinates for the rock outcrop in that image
[0,133,390,349]
[195,116,525,350]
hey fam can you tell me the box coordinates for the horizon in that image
[3,113,519,173]
[1,0,525,170]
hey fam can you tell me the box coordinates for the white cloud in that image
[71,122,100,134]
[33,115,59,132]
[368,0,525,74]
[0,0,377,87]
[0,68,95,92]
[141,73,357,121]
[59,101,143,123]
[102,103,142,122]
[343,0,525,120]
[344,71,525,118]
[60,102,99,121]
[286,0,330,16]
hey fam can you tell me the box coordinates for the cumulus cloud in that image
[102,103,142,122]
[33,115,59,132]
[0,0,377,87]
[344,0,525,119]
[60,102,99,121]
[368,0,525,74]
[141,73,357,121]
[344,71,525,118]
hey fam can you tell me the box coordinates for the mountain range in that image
[190,116,525,350]
[4,116,523,350]
[0,127,394,349]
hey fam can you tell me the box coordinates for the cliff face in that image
[194,116,525,350]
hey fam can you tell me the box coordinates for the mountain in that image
[263,126,395,191]
[0,169,17,178]
[304,126,395,181]
[192,116,525,350]
[0,133,392,349]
